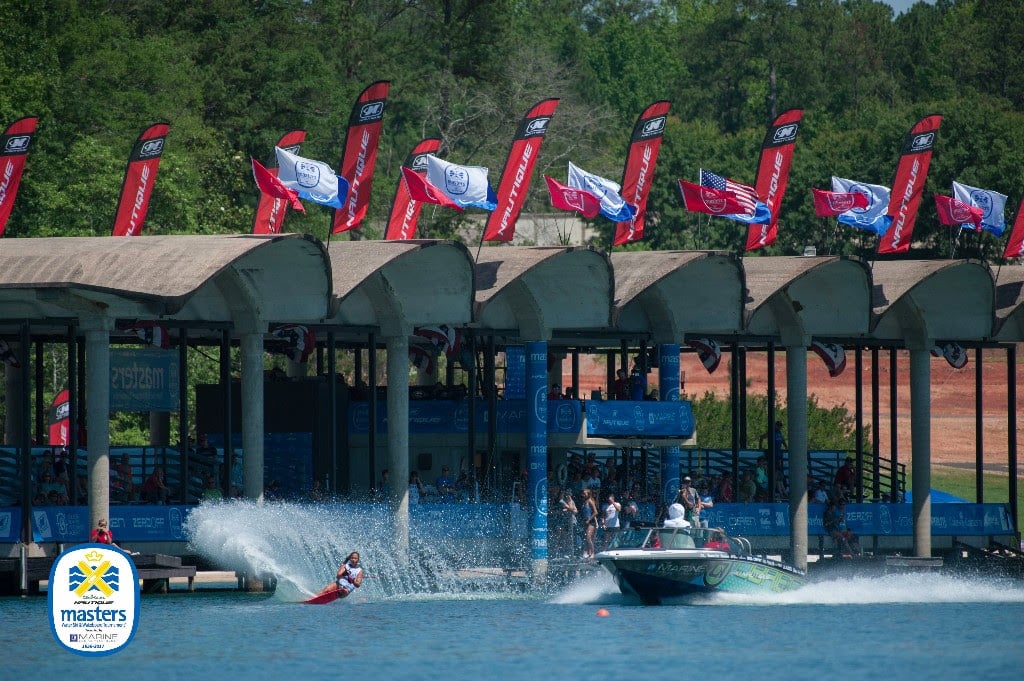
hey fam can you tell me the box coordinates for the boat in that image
[595,525,806,604]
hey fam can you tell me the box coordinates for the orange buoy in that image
[596,608,610,617]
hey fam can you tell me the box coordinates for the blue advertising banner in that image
[0,507,20,542]
[658,344,681,503]
[702,503,1015,536]
[504,345,525,399]
[585,400,694,438]
[27,505,190,543]
[525,341,548,560]
[349,399,583,436]
[110,348,180,412]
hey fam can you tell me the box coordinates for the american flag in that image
[700,169,757,217]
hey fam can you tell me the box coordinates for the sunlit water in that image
[4,501,1023,678]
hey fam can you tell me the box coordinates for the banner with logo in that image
[48,389,70,445]
[614,100,671,246]
[748,108,803,251]
[878,114,942,254]
[0,115,38,237]
[111,123,170,237]
[109,348,180,412]
[585,400,695,438]
[384,137,442,240]
[332,80,390,234]
[252,129,306,234]
[483,98,560,242]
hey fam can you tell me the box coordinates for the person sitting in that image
[201,473,223,501]
[435,466,455,499]
[316,551,364,599]
[547,383,562,400]
[738,470,757,503]
[408,471,425,505]
[823,497,860,557]
[811,480,830,504]
[90,518,120,548]
[704,529,731,551]
[612,368,629,400]
[663,492,691,528]
[141,466,170,504]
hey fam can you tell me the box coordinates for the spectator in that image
[547,383,562,400]
[37,470,65,500]
[612,368,629,400]
[715,473,734,503]
[112,454,135,502]
[376,469,391,500]
[738,470,757,503]
[141,466,170,504]
[679,476,699,525]
[754,457,769,501]
[580,488,599,559]
[834,456,856,499]
[557,488,578,557]
[563,386,577,400]
[408,471,425,505]
[697,483,714,528]
[601,492,621,548]
[760,420,787,452]
[620,490,639,528]
[812,480,830,504]
[823,496,860,556]
[90,518,119,547]
[435,466,455,499]
[202,473,223,501]
[229,453,244,497]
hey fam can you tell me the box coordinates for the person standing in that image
[601,492,622,549]
[679,477,699,525]
[580,488,599,559]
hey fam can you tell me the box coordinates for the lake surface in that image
[6,501,1023,678]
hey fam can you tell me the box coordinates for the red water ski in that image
[303,589,347,605]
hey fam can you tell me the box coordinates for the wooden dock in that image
[0,552,197,595]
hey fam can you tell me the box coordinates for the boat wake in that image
[185,500,534,602]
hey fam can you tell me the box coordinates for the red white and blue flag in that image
[931,343,968,369]
[567,162,635,222]
[952,181,1007,236]
[679,180,747,216]
[252,130,306,234]
[385,138,442,239]
[252,158,305,214]
[934,194,982,229]
[811,188,868,217]
[687,338,722,374]
[831,177,893,235]
[545,175,602,218]
[810,340,847,378]
[1003,198,1024,259]
[699,169,770,226]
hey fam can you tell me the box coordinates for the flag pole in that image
[474,219,486,262]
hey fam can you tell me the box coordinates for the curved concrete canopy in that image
[474,246,612,339]
[328,240,474,334]
[744,256,872,343]
[612,251,744,342]
[993,265,1024,341]
[871,260,993,344]
[0,234,331,330]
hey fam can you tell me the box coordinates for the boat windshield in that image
[607,527,742,552]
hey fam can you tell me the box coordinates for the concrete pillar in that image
[3,349,26,446]
[786,345,808,570]
[386,334,410,563]
[85,328,111,532]
[525,341,548,579]
[909,347,931,557]
[658,344,681,503]
[239,332,264,502]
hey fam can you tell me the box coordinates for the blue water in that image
[5,502,1024,678]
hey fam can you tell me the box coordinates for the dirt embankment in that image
[570,345,1023,475]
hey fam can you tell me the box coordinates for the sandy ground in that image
[571,345,1023,476]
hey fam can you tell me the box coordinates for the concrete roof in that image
[474,246,612,339]
[743,256,872,343]
[328,240,474,335]
[0,234,331,331]
[993,265,1024,341]
[871,260,994,344]
[611,251,744,342]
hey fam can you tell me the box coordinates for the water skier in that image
[316,551,364,599]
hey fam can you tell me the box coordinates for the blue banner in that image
[110,348,180,412]
[585,400,694,438]
[504,345,525,399]
[349,399,583,435]
[702,503,1015,536]
[658,344,681,502]
[525,341,548,560]
[26,505,190,543]
[0,507,20,542]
